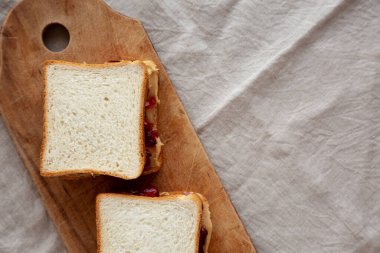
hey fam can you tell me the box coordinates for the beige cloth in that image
[1,0,379,252]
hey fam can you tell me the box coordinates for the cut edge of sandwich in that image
[40,60,149,180]
[141,60,163,175]
[96,192,212,253]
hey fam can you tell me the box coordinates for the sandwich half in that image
[96,192,212,253]
[40,60,163,180]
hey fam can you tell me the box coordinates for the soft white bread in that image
[160,192,212,253]
[40,60,148,179]
[96,193,211,253]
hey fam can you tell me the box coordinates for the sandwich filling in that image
[143,61,163,174]
[199,227,208,253]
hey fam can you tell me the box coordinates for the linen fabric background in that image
[1,0,379,252]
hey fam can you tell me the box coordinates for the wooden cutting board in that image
[0,0,256,252]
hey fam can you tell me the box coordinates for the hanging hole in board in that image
[42,23,70,52]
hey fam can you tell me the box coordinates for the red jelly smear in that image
[144,120,157,147]
[138,186,159,197]
[199,227,208,253]
[145,130,157,147]
[151,130,159,138]
[145,97,156,109]
[144,121,153,131]
[145,150,151,169]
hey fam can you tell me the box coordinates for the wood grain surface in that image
[0,0,256,252]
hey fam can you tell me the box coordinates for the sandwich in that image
[40,60,163,180]
[96,189,212,253]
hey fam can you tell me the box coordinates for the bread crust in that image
[96,192,204,253]
[40,60,148,180]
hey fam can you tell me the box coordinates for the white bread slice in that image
[160,192,213,253]
[40,60,148,179]
[96,193,211,253]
